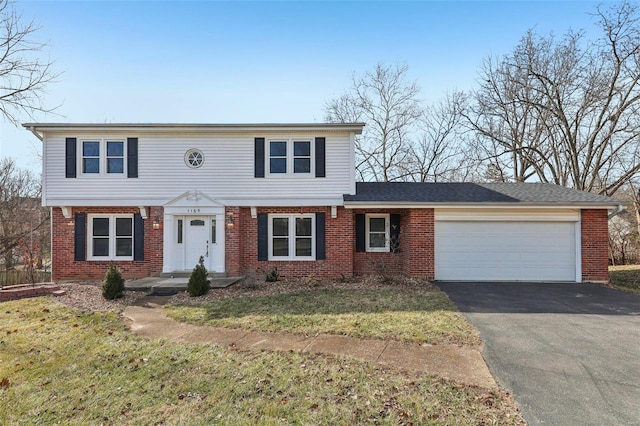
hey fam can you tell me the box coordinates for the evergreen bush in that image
[102,262,125,300]
[188,256,210,297]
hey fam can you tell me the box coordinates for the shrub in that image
[304,273,320,287]
[102,262,125,300]
[188,256,210,297]
[265,267,279,282]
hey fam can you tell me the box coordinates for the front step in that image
[125,275,243,296]
[160,271,227,279]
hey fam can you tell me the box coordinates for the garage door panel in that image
[435,221,576,281]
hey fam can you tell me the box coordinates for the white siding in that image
[43,131,354,206]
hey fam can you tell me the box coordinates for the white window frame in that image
[266,138,314,177]
[87,214,134,260]
[268,214,315,261]
[366,214,390,252]
[79,139,127,177]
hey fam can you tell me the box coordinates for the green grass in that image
[0,297,523,425]
[609,264,640,294]
[165,287,479,346]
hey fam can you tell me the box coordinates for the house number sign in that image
[187,208,201,213]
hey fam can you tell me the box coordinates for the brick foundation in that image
[581,209,610,282]
[51,206,164,281]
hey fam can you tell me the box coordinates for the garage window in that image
[366,214,389,252]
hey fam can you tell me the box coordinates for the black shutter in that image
[134,213,144,261]
[315,137,326,178]
[390,214,400,253]
[74,212,86,261]
[355,214,365,252]
[127,138,138,178]
[255,137,265,178]
[65,138,77,178]
[316,212,326,260]
[257,213,268,260]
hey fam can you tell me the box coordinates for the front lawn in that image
[166,283,479,346]
[609,264,640,294]
[0,297,523,425]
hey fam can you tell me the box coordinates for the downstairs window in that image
[88,215,134,260]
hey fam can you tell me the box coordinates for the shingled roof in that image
[343,182,620,206]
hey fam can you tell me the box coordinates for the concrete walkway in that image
[123,296,496,389]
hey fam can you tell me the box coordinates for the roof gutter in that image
[21,122,365,135]
[27,125,44,141]
[343,201,622,210]
[608,204,625,219]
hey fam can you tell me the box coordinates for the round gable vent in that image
[185,148,204,168]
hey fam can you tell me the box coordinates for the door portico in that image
[162,191,225,273]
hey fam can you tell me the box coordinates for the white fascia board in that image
[217,197,344,207]
[46,197,345,208]
[343,202,621,210]
[24,123,365,135]
[45,198,172,207]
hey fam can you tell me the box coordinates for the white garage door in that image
[435,221,577,281]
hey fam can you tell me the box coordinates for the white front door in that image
[177,215,224,272]
[185,217,209,270]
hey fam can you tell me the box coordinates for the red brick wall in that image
[352,209,435,279]
[353,209,405,276]
[225,207,242,276]
[581,209,610,282]
[51,206,163,281]
[235,206,353,278]
[402,209,435,279]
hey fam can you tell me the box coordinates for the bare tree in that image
[0,158,49,273]
[401,91,469,182]
[0,0,58,124]
[467,1,640,195]
[325,63,423,182]
[465,33,556,183]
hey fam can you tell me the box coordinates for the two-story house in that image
[25,122,620,283]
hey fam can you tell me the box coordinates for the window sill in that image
[264,173,314,179]
[86,257,134,261]
[267,257,316,262]
[79,174,128,179]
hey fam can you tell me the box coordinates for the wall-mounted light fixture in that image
[226,211,235,228]
[153,217,161,230]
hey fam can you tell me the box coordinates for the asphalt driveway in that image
[437,281,640,426]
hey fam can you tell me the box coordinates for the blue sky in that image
[1,0,603,173]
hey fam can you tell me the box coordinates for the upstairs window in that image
[80,139,126,176]
[268,139,313,176]
[82,141,100,173]
[293,141,311,173]
[269,141,287,174]
[106,141,124,173]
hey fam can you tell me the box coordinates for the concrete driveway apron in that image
[437,281,640,426]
